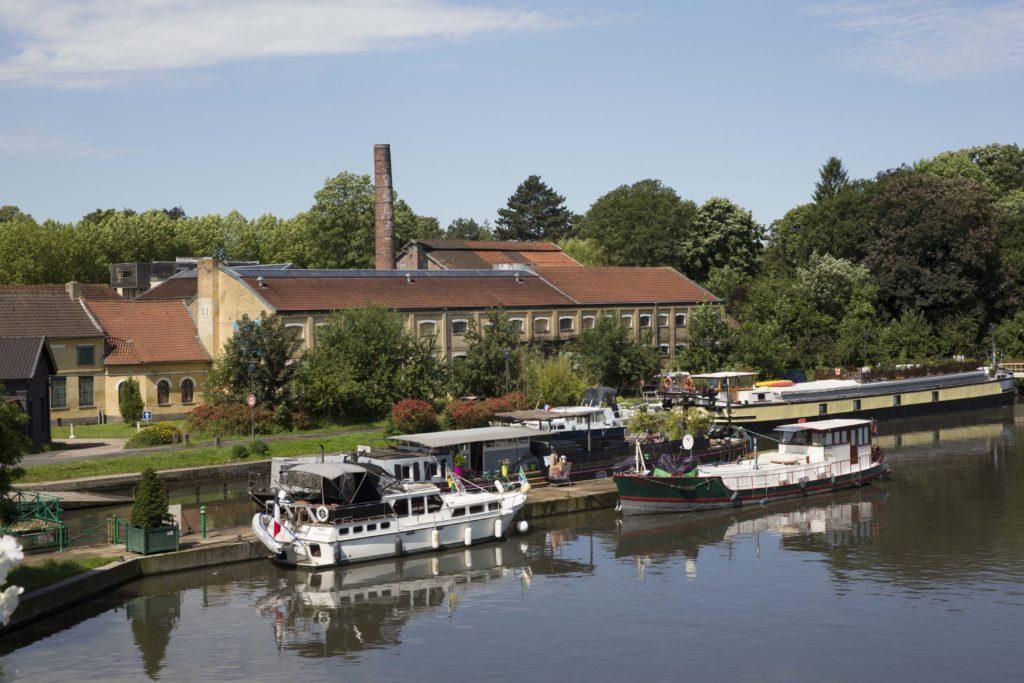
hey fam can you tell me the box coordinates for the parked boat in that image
[666,365,1014,432]
[252,459,528,568]
[614,418,889,515]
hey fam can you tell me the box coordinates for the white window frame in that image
[639,313,652,328]
[284,323,306,340]
[657,313,669,328]
[451,318,469,335]
[582,315,596,329]
[558,316,575,332]
[418,320,438,336]
[620,315,633,329]
[675,312,687,327]
[658,344,670,355]
[508,317,525,333]
[533,317,550,333]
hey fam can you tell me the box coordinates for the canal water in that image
[3,404,1024,681]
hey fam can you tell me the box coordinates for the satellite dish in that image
[682,434,694,451]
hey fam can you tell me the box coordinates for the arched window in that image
[118,380,130,403]
[181,378,194,404]
[451,319,469,335]
[157,379,171,406]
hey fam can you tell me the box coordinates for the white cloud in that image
[807,1,1024,81]
[0,0,565,86]
[0,132,130,157]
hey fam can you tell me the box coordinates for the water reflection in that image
[127,593,180,680]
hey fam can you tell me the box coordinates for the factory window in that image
[181,378,195,404]
[558,317,575,332]
[658,344,670,356]
[509,318,525,333]
[51,377,67,409]
[582,315,595,329]
[77,345,95,367]
[620,315,633,328]
[657,314,669,328]
[418,321,437,336]
[639,314,652,328]
[451,319,468,335]
[79,376,94,407]
[534,318,550,334]
[675,313,687,327]
[157,380,171,405]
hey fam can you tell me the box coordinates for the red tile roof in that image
[84,300,210,365]
[241,273,575,312]
[0,287,104,338]
[415,240,562,252]
[535,267,717,305]
[405,239,582,269]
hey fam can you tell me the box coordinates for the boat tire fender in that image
[395,536,404,555]
[315,506,330,523]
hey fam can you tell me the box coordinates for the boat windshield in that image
[779,430,824,446]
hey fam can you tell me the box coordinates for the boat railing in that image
[719,459,863,493]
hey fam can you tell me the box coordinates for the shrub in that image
[443,392,529,430]
[248,439,270,456]
[125,423,182,449]
[131,468,169,529]
[231,444,249,459]
[390,399,439,434]
[186,403,279,436]
[118,378,144,424]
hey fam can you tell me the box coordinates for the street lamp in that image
[502,348,510,394]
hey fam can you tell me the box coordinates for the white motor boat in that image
[252,459,529,568]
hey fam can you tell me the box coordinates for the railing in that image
[718,458,865,493]
[813,360,982,382]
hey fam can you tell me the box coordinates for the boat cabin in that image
[690,371,759,406]
[774,419,874,465]
[387,426,541,477]
[279,462,394,522]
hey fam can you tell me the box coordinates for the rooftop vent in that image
[405,273,413,284]
[257,276,265,288]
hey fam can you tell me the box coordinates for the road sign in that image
[247,394,256,408]
[142,410,153,421]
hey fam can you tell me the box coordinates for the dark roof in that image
[535,267,718,305]
[135,271,198,301]
[240,270,574,312]
[0,287,104,338]
[406,239,581,269]
[10,284,123,300]
[85,300,211,365]
[0,337,54,380]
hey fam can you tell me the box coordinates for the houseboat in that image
[493,387,626,448]
[614,418,888,515]
[680,366,1014,432]
[252,460,529,568]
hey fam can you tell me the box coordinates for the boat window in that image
[894,394,902,407]
[427,495,443,512]
[392,498,409,516]
[310,544,321,557]
[487,502,499,511]
[862,427,869,443]
[825,432,833,446]
[393,465,403,479]
[380,522,391,530]
[366,524,377,531]
[811,432,825,446]
[413,462,421,481]
[452,507,466,517]
[932,390,940,402]
[853,399,862,411]
[338,527,350,536]
[411,497,425,514]
[469,504,484,514]
[781,430,810,446]
[353,526,363,534]
[818,403,827,415]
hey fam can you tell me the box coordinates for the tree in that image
[572,316,661,391]
[865,173,1007,325]
[687,197,764,282]
[0,206,31,222]
[445,218,493,241]
[205,312,299,407]
[452,310,524,397]
[119,378,144,424]
[813,156,849,202]
[523,353,590,407]
[679,303,732,372]
[495,175,575,241]
[992,310,1024,359]
[733,320,790,379]
[916,144,1024,197]
[557,237,607,266]
[880,311,938,363]
[703,265,753,316]
[578,179,697,275]
[0,387,28,525]
[130,468,169,529]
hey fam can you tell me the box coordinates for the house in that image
[0,337,56,446]
[396,239,581,270]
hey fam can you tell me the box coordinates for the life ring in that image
[660,376,672,391]
[314,505,330,523]
[683,378,695,392]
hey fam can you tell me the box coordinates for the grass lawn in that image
[18,430,387,483]
[51,419,385,441]
[7,556,117,593]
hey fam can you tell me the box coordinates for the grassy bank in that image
[6,556,116,593]
[18,430,387,483]
[52,419,385,441]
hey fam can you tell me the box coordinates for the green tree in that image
[916,144,1024,196]
[813,156,850,202]
[0,206,31,222]
[703,265,752,316]
[557,237,607,266]
[523,353,589,407]
[119,378,144,424]
[992,310,1024,359]
[130,468,169,529]
[679,303,732,372]
[880,311,938,363]
[205,312,299,407]
[445,218,493,240]
[687,197,764,282]
[495,175,575,241]
[0,385,28,524]
[452,310,524,397]
[578,179,697,275]
[572,316,661,392]
[732,319,790,378]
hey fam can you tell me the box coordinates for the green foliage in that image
[915,144,1024,197]
[733,320,790,379]
[627,409,662,435]
[118,378,144,424]
[687,197,764,282]
[445,217,493,240]
[231,444,249,459]
[131,468,170,529]
[0,384,28,524]
[579,179,697,275]
[880,311,938,363]
[572,316,661,392]
[993,310,1024,359]
[125,423,182,449]
[679,303,732,372]
[205,312,299,407]
[248,439,270,456]
[557,237,607,266]
[813,156,849,202]
[390,399,440,434]
[495,175,575,241]
[185,403,280,436]
[703,265,753,316]
[523,353,589,407]
[452,310,524,398]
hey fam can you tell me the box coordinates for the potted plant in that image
[125,468,179,555]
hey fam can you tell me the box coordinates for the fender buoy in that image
[315,506,330,523]
[430,528,440,549]
[494,519,503,538]
[464,527,473,547]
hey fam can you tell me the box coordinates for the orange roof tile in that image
[84,300,210,365]
[535,267,717,305]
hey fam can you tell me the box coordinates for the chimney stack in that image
[374,143,395,270]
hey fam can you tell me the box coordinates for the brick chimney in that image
[374,143,395,270]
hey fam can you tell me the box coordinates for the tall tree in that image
[813,156,849,202]
[687,197,764,282]
[578,179,697,275]
[204,312,300,407]
[445,217,493,241]
[495,175,575,241]
[453,309,524,397]
[572,316,661,391]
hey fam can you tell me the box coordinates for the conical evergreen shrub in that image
[119,378,145,424]
[131,468,169,529]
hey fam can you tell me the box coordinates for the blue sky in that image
[1,0,1022,229]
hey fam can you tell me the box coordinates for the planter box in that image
[125,524,179,555]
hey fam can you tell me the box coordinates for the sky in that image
[1,0,1022,229]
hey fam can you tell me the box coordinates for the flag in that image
[518,466,531,492]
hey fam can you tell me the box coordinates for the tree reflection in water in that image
[127,593,181,680]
